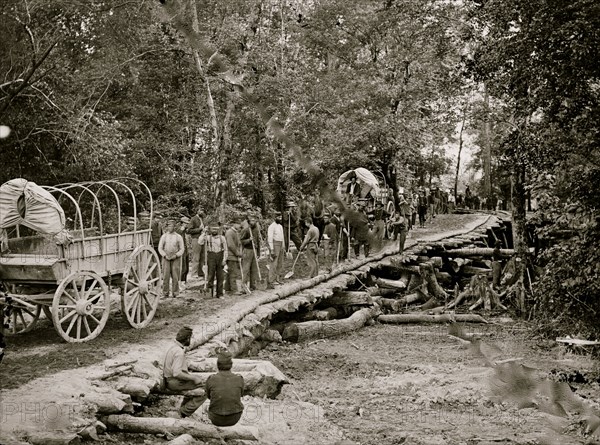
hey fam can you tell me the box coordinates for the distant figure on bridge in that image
[345,172,362,205]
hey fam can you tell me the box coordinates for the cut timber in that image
[462,266,492,275]
[419,262,447,307]
[257,329,283,342]
[444,248,514,258]
[373,277,406,290]
[368,287,398,297]
[186,360,289,399]
[282,306,379,343]
[103,414,258,441]
[303,307,338,321]
[99,364,134,380]
[449,258,471,273]
[167,434,196,445]
[117,377,155,402]
[83,391,134,415]
[24,432,81,445]
[379,313,489,324]
[377,297,400,312]
[327,291,373,306]
[396,292,425,306]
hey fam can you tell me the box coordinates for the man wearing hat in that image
[163,326,206,418]
[158,220,185,298]
[199,224,228,298]
[345,173,361,205]
[267,212,285,288]
[205,349,244,427]
[239,214,260,291]
[372,201,389,243]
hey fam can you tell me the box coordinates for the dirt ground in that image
[256,321,600,445]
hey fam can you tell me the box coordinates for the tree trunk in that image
[373,277,406,291]
[327,291,373,306]
[454,102,468,201]
[282,306,379,343]
[419,262,447,300]
[511,148,529,315]
[103,415,258,441]
[379,313,489,324]
[444,248,514,258]
[302,307,339,321]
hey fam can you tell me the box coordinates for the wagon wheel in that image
[52,271,110,343]
[121,245,161,329]
[386,200,396,218]
[3,303,42,335]
[42,305,69,325]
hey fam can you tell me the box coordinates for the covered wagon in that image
[0,178,162,342]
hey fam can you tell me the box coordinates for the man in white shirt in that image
[158,220,185,297]
[267,212,285,288]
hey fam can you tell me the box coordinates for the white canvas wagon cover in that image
[336,167,381,198]
[0,178,66,235]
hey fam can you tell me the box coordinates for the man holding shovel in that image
[240,215,260,291]
[267,212,285,288]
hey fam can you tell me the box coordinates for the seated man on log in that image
[205,350,245,427]
[163,326,206,418]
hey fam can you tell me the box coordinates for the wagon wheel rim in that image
[4,304,42,335]
[43,304,68,326]
[121,245,161,329]
[386,200,395,218]
[52,271,110,343]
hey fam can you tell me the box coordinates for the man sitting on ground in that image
[163,326,206,418]
[205,350,245,427]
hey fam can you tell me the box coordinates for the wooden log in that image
[83,391,134,415]
[377,297,400,312]
[419,262,447,301]
[373,277,406,291]
[103,414,258,441]
[448,258,471,273]
[98,365,134,380]
[185,360,289,399]
[327,291,373,306]
[396,292,425,306]
[443,248,514,258]
[257,329,283,342]
[117,377,155,402]
[435,271,452,285]
[463,266,492,275]
[378,313,489,324]
[304,307,339,321]
[282,307,379,343]
[24,432,81,445]
[368,287,398,297]
[167,434,197,445]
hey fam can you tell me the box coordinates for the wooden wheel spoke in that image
[144,261,158,280]
[71,281,81,300]
[65,314,78,336]
[141,296,148,320]
[63,290,77,304]
[76,317,82,340]
[126,277,138,286]
[147,276,160,285]
[83,279,98,300]
[136,295,142,323]
[18,310,27,328]
[126,293,139,314]
[59,310,77,324]
[21,307,37,318]
[125,286,138,297]
[87,291,104,304]
[131,266,141,283]
[83,316,92,337]
[89,313,101,325]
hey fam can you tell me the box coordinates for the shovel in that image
[285,214,293,260]
[284,251,301,279]
[238,257,251,294]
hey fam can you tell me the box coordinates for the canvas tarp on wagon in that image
[0,178,70,252]
[336,167,381,199]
